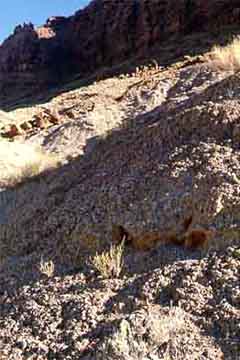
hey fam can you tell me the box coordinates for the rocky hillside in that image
[0,2,240,360]
[0,44,240,358]
[1,0,240,105]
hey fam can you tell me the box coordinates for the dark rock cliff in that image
[0,0,240,105]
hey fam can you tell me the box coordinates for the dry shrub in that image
[39,257,55,277]
[210,37,240,72]
[90,240,125,279]
[148,306,185,348]
[96,307,186,360]
[0,140,59,188]
[96,319,145,360]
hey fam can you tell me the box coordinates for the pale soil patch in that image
[0,140,58,188]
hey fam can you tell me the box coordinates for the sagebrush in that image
[90,240,125,279]
[210,37,240,72]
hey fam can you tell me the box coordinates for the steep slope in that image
[1,59,240,259]
[0,4,240,359]
[1,0,240,105]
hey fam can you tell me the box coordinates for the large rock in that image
[1,0,240,105]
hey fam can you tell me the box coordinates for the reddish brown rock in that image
[33,115,49,130]
[2,124,22,138]
[31,109,61,130]
[20,121,32,131]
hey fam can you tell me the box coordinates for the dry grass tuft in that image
[0,140,59,187]
[97,319,144,360]
[39,257,55,277]
[97,307,187,360]
[148,306,185,347]
[90,240,125,279]
[209,37,240,72]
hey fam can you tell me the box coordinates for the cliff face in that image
[0,0,240,105]
[0,19,72,104]
[67,0,240,71]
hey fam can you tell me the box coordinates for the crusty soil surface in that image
[0,245,239,359]
[0,55,239,359]
[1,62,240,255]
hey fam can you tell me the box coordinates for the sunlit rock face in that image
[0,0,240,105]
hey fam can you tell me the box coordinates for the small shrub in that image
[39,257,55,277]
[96,319,145,360]
[90,240,125,279]
[209,37,240,72]
[148,306,185,346]
[96,307,186,360]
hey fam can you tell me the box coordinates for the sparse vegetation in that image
[96,319,145,360]
[97,307,187,360]
[148,306,185,350]
[90,240,125,279]
[39,257,55,277]
[0,140,59,187]
[210,36,240,71]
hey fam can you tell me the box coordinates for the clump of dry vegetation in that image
[0,140,59,187]
[39,257,55,277]
[148,306,185,350]
[210,36,240,71]
[97,319,142,360]
[90,240,125,279]
[96,307,187,360]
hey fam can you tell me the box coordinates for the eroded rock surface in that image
[0,3,240,358]
[1,0,240,104]
[2,62,240,257]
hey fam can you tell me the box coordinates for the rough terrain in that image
[0,1,239,359]
[1,0,240,104]
[2,57,240,254]
[0,246,239,360]
[0,51,239,359]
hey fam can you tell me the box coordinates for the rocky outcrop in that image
[0,21,72,106]
[0,0,240,105]
[0,108,62,139]
[1,15,240,358]
[66,0,240,72]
